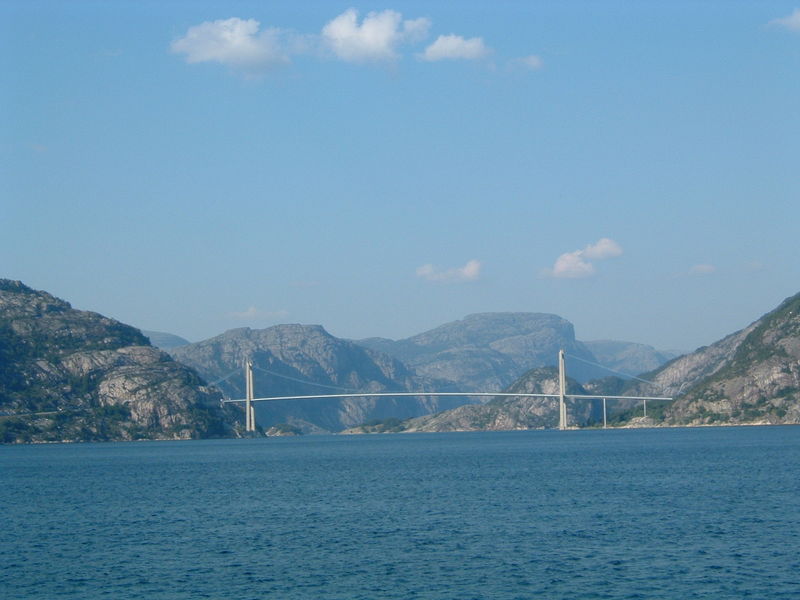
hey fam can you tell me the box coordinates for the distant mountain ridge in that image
[169,325,464,433]
[0,280,235,443]
[582,340,678,377]
[357,312,588,389]
[365,291,800,433]
[356,312,664,389]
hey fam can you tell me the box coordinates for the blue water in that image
[2,427,799,599]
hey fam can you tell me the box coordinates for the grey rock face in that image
[623,327,756,400]
[0,280,235,443]
[170,325,463,433]
[662,292,800,425]
[357,312,605,390]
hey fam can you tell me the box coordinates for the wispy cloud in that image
[545,238,623,279]
[420,34,490,61]
[171,18,290,74]
[689,264,716,276]
[510,55,544,71]
[416,259,482,283]
[322,9,430,62]
[743,260,765,273]
[227,306,289,320]
[769,8,800,31]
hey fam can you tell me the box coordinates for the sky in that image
[2,1,799,352]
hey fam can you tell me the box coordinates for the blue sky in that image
[3,1,799,351]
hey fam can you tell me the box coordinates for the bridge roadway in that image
[223,390,674,431]
[225,351,674,431]
[222,391,674,403]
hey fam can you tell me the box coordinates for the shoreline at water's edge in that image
[338,420,796,435]
[3,420,797,444]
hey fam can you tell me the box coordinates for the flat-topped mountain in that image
[357,312,607,390]
[0,280,235,443]
[169,325,463,433]
[349,292,800,432]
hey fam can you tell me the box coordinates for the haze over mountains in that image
[141,330,190,350]
[2,278,799,442]
[168,313,677,433]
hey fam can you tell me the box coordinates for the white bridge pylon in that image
[227,350,673,431]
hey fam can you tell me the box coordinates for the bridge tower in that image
[245,360,256,432]
[558,349,567,430]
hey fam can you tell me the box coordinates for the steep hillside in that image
[357,312,606,390]
[0,280,235,443]
[623,328,756,400]
[170,325,464,433]
[661,292,800,425]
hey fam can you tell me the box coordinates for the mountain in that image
[0,280,236,443]
[655,292,800,425]
[169,325,465,433]
[582,340,678,377]
[142,330,191,350]
[349,292,800,432]
[579,292,800,426]
[356,312,607,391]
[343,367,601,433]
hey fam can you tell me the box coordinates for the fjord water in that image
[2,428,799,599]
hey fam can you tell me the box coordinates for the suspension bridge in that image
[220,350,672,432]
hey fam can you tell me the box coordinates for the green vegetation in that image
[358,417,407,433]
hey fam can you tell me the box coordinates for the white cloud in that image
[769,8,800,31]
[416,259,482,283]
[173,12,538,76]
[550,251,596,279]
[583,237,623,260]
[546,238,623,279]
[420,34,490,61]
[512,55,544,70]
[227,306,290,320]
[689,264,716,276]
[322,9,430,62]
[171,18,288,72]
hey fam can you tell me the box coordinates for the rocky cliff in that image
[170,325,463,433]
[357,312,608,390]
[658,292,800,425]
[0,280,236,443]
